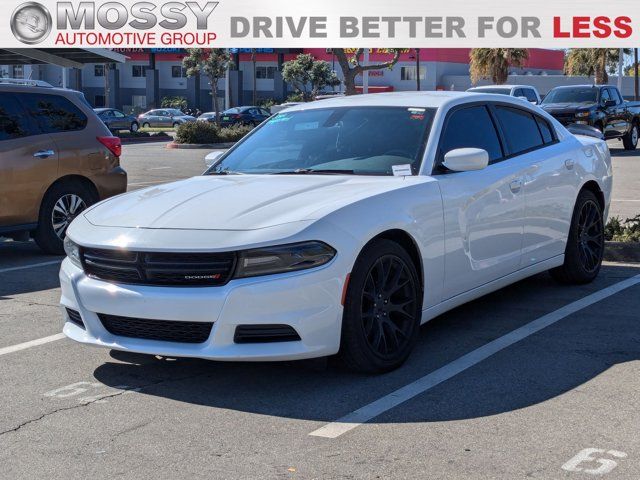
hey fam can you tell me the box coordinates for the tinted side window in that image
[440,106,503,163]
[611,88,624,104]
[0,93,35,141]
[600,88,611,103]
[513,88,524,97]
[494,106,544,155]
[20,93,87,133]
[535,116,554,144]
[524,89,538,103]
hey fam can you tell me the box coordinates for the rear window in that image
[535,116,555,144]
[494,106,544,155]
[20,93,88,133]
[0,93,35,141]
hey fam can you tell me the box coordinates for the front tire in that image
[340,239,422,373]
[550,190,604,284]
[622,123,639,150]
[130,122,139,133]
[34,181,97,254]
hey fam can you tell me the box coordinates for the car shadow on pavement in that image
[0,241,62,299]
[93,264,640,424]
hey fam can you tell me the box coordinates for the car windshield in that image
[206,106,435,176]
[469,88,510,95]
[542,88,599,104]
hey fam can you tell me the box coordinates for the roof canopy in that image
[0,49,126,68]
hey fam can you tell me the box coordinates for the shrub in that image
[161,96,188,110]
[258,98,277,109]
[175,122,253,144]
[286,92,305,103]
[605,215,640,242]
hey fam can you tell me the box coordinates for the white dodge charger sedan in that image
[60,92,612,373]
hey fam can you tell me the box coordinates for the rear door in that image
[492,105,578,265]
[435,104,526,299]
[0,92,59,226]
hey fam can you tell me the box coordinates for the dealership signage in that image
[2,0,639,47]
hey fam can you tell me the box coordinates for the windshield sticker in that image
[392,164,412,176]
[294,122,319,131]
[408,108,426,120]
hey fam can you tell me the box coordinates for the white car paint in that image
[60,91,612,362]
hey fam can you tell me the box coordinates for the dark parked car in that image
[137,109,196,128]
[94,108,139,133]
[540,85,640,150]
[219,107,271,127]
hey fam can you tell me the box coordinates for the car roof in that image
[281,91,526,112]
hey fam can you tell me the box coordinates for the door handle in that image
[509,179,523,193]
[33,150,55,159]
[565,159,575,170]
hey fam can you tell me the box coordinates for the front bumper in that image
[59,258,344,361]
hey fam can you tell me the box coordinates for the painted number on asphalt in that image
[43,382,139,404]
[562,448,628,475]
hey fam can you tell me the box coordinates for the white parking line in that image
[0,334,66,357]
[310,274,640,439]
[0,260,61,274]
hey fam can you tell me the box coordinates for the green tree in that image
[161,96,188,110]
[281,53,340,101]
[183,48,233,126]
[469,49,529,85]
[565,49,630,84]
[332,49,402,96]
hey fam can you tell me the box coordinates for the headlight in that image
[575,111,591,118]
[234,241,336,279]
[63,236,82,269]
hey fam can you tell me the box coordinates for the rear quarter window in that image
[19,93,88,134]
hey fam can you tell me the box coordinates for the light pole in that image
[416,48,421,91]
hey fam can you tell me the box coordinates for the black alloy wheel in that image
[576,199,604,273]
[361,255,418,358]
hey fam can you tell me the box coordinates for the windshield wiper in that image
[271,168,356,175]
[209,169,245,175]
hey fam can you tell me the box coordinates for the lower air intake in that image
[66,308,85,329]
[98,313,213,344]
[234,324,301,344]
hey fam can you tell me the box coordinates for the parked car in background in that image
[138,109,196,128]
[197,112,218,123]
[95,108,140,133]
[270,102,304,115]
[219,106,271,127]
[61,92,611,373]
[467,85,541,105]
[0,80,126,254]
[540,85,640,150]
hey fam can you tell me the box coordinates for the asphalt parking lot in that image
[1,141,639,479]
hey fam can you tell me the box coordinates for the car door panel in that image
[520,141,579,265]
[438,162,525,298]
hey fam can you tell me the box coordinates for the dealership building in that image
[1,48,565,111]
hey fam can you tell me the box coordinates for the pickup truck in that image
[540,85,640,150]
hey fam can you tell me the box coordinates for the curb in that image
[166,142,236,150]
[604,241,640,263]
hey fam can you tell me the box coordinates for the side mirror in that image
[603,99,617,108]
[443,148,489,172]
[205,150,224,168]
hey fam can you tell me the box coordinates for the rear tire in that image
[550,190,604,284]
[340,239,422,373]
[142,122,150,129]
[130,122,139,133]
[34,181,97,254]
[622,123,639,150]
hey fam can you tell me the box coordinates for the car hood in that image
[84,174,421,231]
[540,102,595,114]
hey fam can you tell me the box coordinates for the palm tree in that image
[566,49,631,84]
[469,49,529,85]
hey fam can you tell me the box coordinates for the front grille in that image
[66,308,85,329]
[81,248,236,287]
[99,313,213,344]
[234,325,301,344]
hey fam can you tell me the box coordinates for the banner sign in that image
[2,0,638,48]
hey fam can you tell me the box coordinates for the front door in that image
[435,104,525,299]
